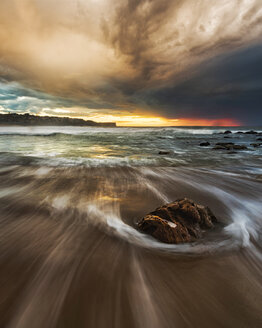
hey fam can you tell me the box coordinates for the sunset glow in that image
[37,108,241,127]
[114,117,241,127]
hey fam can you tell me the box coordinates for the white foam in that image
[34,167,52,176]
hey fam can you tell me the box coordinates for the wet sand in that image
[0,166,261,327]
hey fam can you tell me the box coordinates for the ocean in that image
[0,126,261,327]
[0,125,262,168]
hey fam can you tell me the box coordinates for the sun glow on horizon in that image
[114,117,241,127]
[37,108,241,127]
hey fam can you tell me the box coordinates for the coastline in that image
[0,113,116,127]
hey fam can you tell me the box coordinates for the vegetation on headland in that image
[0,113,116,127]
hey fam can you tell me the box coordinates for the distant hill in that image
[0,113,116,127]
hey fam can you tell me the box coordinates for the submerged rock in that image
[138,198,218,244]
[245,130,257,134]
[212,145,228,150]
[158,151,170,155]
[199,142,210,146]
[232,144,248,150]
[212,142,233,150]
[250,143,262,148]
[216,142,234,146]
[212,142,247,150]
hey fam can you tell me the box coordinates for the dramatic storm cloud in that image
[0,0,261,125]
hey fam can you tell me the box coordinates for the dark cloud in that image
[105,0,178,82]
[105,0,262,87]
[130,44,262,124]
[0,0,262,124]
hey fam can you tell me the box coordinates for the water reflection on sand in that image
[0,165,261,327]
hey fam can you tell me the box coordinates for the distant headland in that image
[0,113,116,127]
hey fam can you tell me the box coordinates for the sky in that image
[0,0,262,126]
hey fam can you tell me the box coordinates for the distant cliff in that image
[0,113,116,127]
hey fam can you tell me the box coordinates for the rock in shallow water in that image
[138,198,218,244]
[250,143,262,148]
[158,151,170,155]
[212,143,247,150]
[199,142,210,146]
[245,130,257,134]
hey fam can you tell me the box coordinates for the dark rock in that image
[138,198,218,244]
[245,130,257,134]
[213,142,234,150]
[224,136,230,138]
[250,143,262,148]
[256,138,262,141]
[232,145,247,150]
[158,151,170,155]
[235,131,244,134]
[216,142,234,146]
[213,142,247,150]
[212,145,228,150]
[199,142,210,146]
[224,130,232,134]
